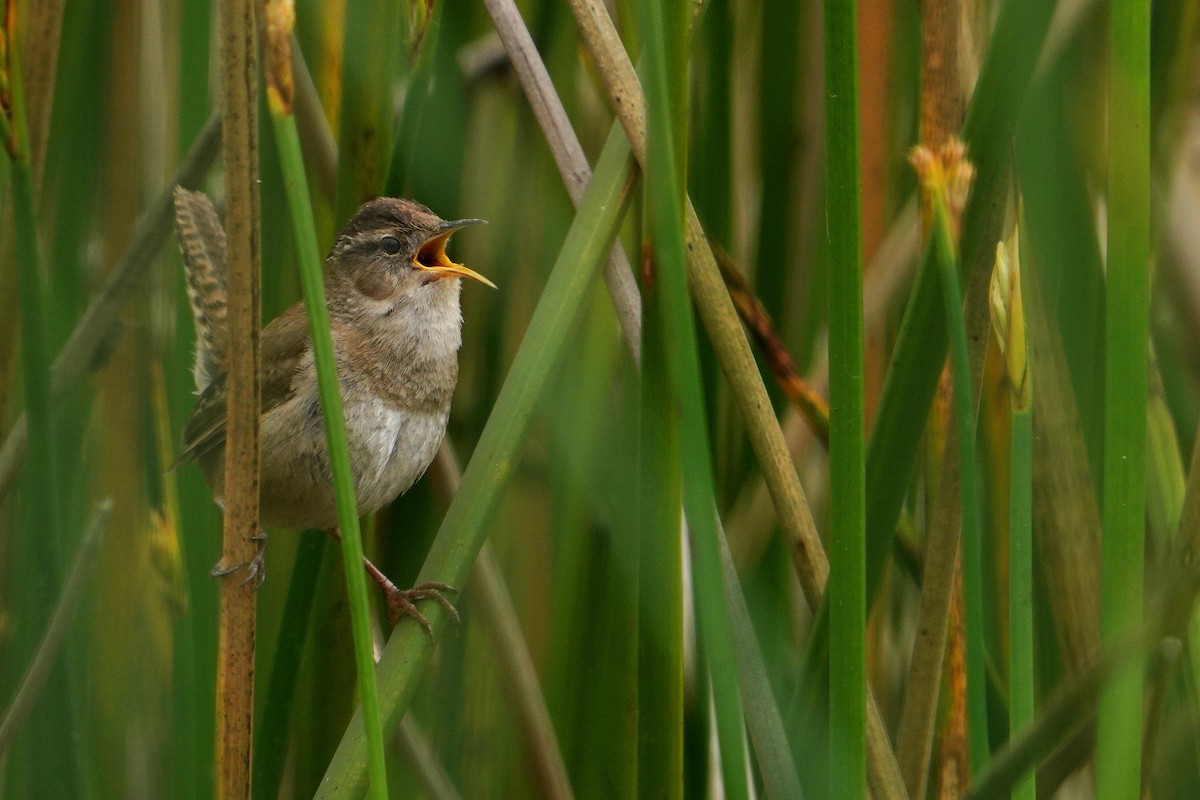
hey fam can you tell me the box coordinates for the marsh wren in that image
[173,189,493,631]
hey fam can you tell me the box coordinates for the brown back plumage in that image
[172,187,229,392]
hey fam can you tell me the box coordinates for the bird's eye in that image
[380,236,401,255]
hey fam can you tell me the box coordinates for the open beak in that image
[413,219,496,288]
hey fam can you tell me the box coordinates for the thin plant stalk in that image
[3,2,64,562]
[4,4,90,796]
[396,717,464,800]
[1009,405,1034,798]
[937,212,989,778]
[1096,1,1150,796]
[0,499,111,757]
[824,0,867,794]
[253,533,326,798]
[991,225,1034,800]
[637,273,684,798]
[893,407,962,800]
[214,0,262,791]
[915,147,989,774]
[636,11,685,794]
[471,546,575,800]
[3,45,79,793]
[717,528,805,800]
[638,1,749,797]
[263,5,388,796]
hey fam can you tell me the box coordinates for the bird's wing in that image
[177,304,311,465]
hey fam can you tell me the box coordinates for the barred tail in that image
[172,187,229,392]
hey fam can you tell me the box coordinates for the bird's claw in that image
[386,582,460,638]
[209,530,268,589]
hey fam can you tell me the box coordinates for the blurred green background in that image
[0,0,1196,797]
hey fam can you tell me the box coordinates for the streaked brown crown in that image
[330,197,445,262]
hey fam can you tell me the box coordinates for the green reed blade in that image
[1096,2,1150,797]
[269,101,390,797]
[823,0,867,795]
[316,122,636,799]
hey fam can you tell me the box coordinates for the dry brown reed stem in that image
[215,0,261,792]
[919,0,964,150]
[936,566,969,798]
[896,411,963,800]
[481,0,641,360]
[893,140,974,800]
[858,0,893,261]
[710,242,830,448]
[563,2,908,797]
[901,0,966,785]
[0,115,221,503]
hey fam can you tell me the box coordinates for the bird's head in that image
[329,197,493,308]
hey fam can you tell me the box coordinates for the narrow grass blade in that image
[893,358,960,799]
[1097,2,1151,796]
[717,529,804,800]
[756,0,803,326]
[823,0,867,794]
[396,716,465,800]
[991,222,1034,800]
[0,499,111,756]
[4,6,63,572]
[316,123,636,799]
[638,180,685,800]
[264,8,388,794]
[638,1,749,796]
[2,21,79,793]
[253,533,326,798]
[472,545,575,800]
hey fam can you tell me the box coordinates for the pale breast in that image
[206,299,462,530]
[345,400,450,516]
[246,393,450,530]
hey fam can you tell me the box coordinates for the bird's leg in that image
[210,529,268,589]
[327,528,459,637]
